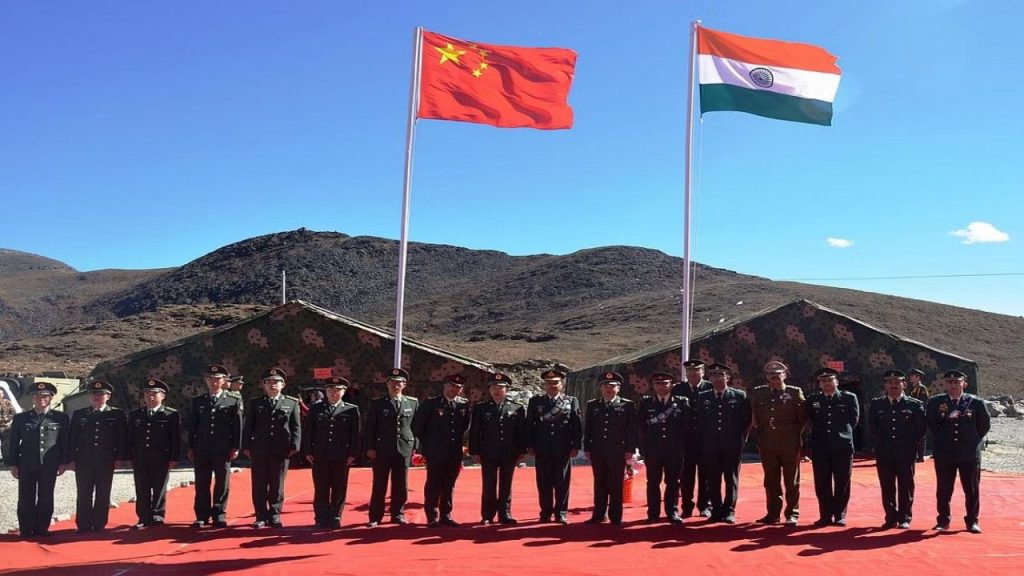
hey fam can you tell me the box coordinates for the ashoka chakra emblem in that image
[749,67,774,88]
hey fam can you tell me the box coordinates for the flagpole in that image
[680,20,699,378]
[393,26,424,369]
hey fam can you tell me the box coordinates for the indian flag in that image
[698,26,841,126]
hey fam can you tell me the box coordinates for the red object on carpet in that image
[2,460,1022,575]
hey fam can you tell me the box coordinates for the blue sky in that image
[2,1,1021,316]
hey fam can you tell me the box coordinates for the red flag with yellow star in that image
[417,30,576,130]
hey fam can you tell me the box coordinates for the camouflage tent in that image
[89,300,496,414]
[568,300,978,443]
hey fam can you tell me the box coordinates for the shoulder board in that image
[284,395,299,401]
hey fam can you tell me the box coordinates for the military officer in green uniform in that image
[927,369,990,534]
[583,371,636,525]
[673,359,712,517]
[5,382,69,538]
[303,376,360,529]
[906,368,930,462]
[527,369,582,524]
[68,380,129,533]
[869,369,926,529]
[365,368,419,526]
[469,372,527,525]
[695,364,751,524]
[638,372,689,524]
[243,367,301,528]
[806,367,860,526]
[188,364,242,528]
[412,374,472,527]
[127,378,181,529]
[750,360,808,526]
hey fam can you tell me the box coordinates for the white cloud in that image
[950,221,1010,244]
[826,237,853,248]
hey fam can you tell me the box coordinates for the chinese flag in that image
[417,30,576,130]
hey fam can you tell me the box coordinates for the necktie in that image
[717,392,723,401]
[449,400,455,410]
[393,398,400,411]
[891,398,897,407]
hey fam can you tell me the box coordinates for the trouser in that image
[759,446,801,519]
[133,459,171,524]
[193,452,232,522]
[75,458,115,531]
[812,449,853,521]
[702,449,741,517]
[424,456,462,521]
[644,453,683,519]
[590,453,626,522]
[312,461,351,524]
[480,456,517,520]
[369,453,410,521]
[934,458,980,525]
[534,453,572,518]
[916,434,928,460]
[251,453,289,523]
[876,456,916,523]
[17,465,58,536]
[681,444,710,514]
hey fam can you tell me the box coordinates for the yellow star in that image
[479,62,488,70]
[435,43,466,65]
[472,68,483,78]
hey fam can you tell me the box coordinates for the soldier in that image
[187,364,243,528]
[242,367,301,528]
[4,382,69,538]
[303,376,360,529]
[365,368,419,527]
[583,371,636,525]
[750,360,808,526]
[127,378,181,530]
[696,364,751,524]
[906,368,930,462]
[806,367,860,526]
[412,374,472,527]
[672,359,712,517]
[468,372,527,525]
[225,375,246,416]
[68,380,128,533]
[638,372,689,524]
[228,375,245,394]
[869,369,926,529]
[927,369,990,533]
[526,369,582,524]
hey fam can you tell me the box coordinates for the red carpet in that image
[3,460,1023,575]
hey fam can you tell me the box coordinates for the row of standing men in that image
[3,360,989,537]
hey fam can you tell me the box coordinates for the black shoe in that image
[392,516,409,525]
[252,521,267,529]
[723,516,736,524]
[366,521,380,528]
[834,518,848,527]
[757,515,780,524]
[131,523,147,530]
[682,506,694,517]
[499,517,518,525]
[440,517,460,527]
[480,519,493,525]
[76,528,91,535]
[784,516,798,526]
[967,523,982,534]
[539,515,551,523]
[699,509,713,518]
[668,515,684,525]
[610,519,623,525]
[213,520,228,528]
[897,521,910,529]
[329,520,342,529]
[813,518,831,527]
[190,520,207,528]
[933,523,949,531]
[35,531,52,538]
[556,515,568,525]
[427,520,440,528]
[20,531,36,539]
[270,521,283,528]
[584,517,605,525]
[645,516,660,524]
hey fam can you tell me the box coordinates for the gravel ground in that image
[2,418,1022,534]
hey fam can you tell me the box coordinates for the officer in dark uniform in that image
[5,382,69,538]
[638,371,689,524]
[672,359,712,517]
[468,372,527,525]
[806,367,860,526]
[188,364,243,528]
[696,363,751,524]
[303,376,360,529]
[583,371,636,525]
[127,378,181,529]
[526,369,582,524]
[365,368,419,527]
[242,367,301,528]
[412,374,472,527]
[927,369,990,533]
[68,380,128,533]
[869,369,926,529]
[750,360,808,525]
[906,368,930,462]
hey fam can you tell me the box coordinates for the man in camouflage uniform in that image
[243,367,301,528]
[68,380,129,533]
[869,369,926,529]
[412,374,472,527]
[750,360,808,526]
[696,364,751,524]
[906,368,929,462]
[806,367,859,526]
[188,364,243,528]
[638,372,689,524]
[5,382,69,538]
[469,373,527,525]
[127,378,181,529]
[303,376,360,528]
[583,371,636,525]
[526,369,582,524]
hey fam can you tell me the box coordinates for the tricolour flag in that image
[417,30,577,130]
[697,26,841,126]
